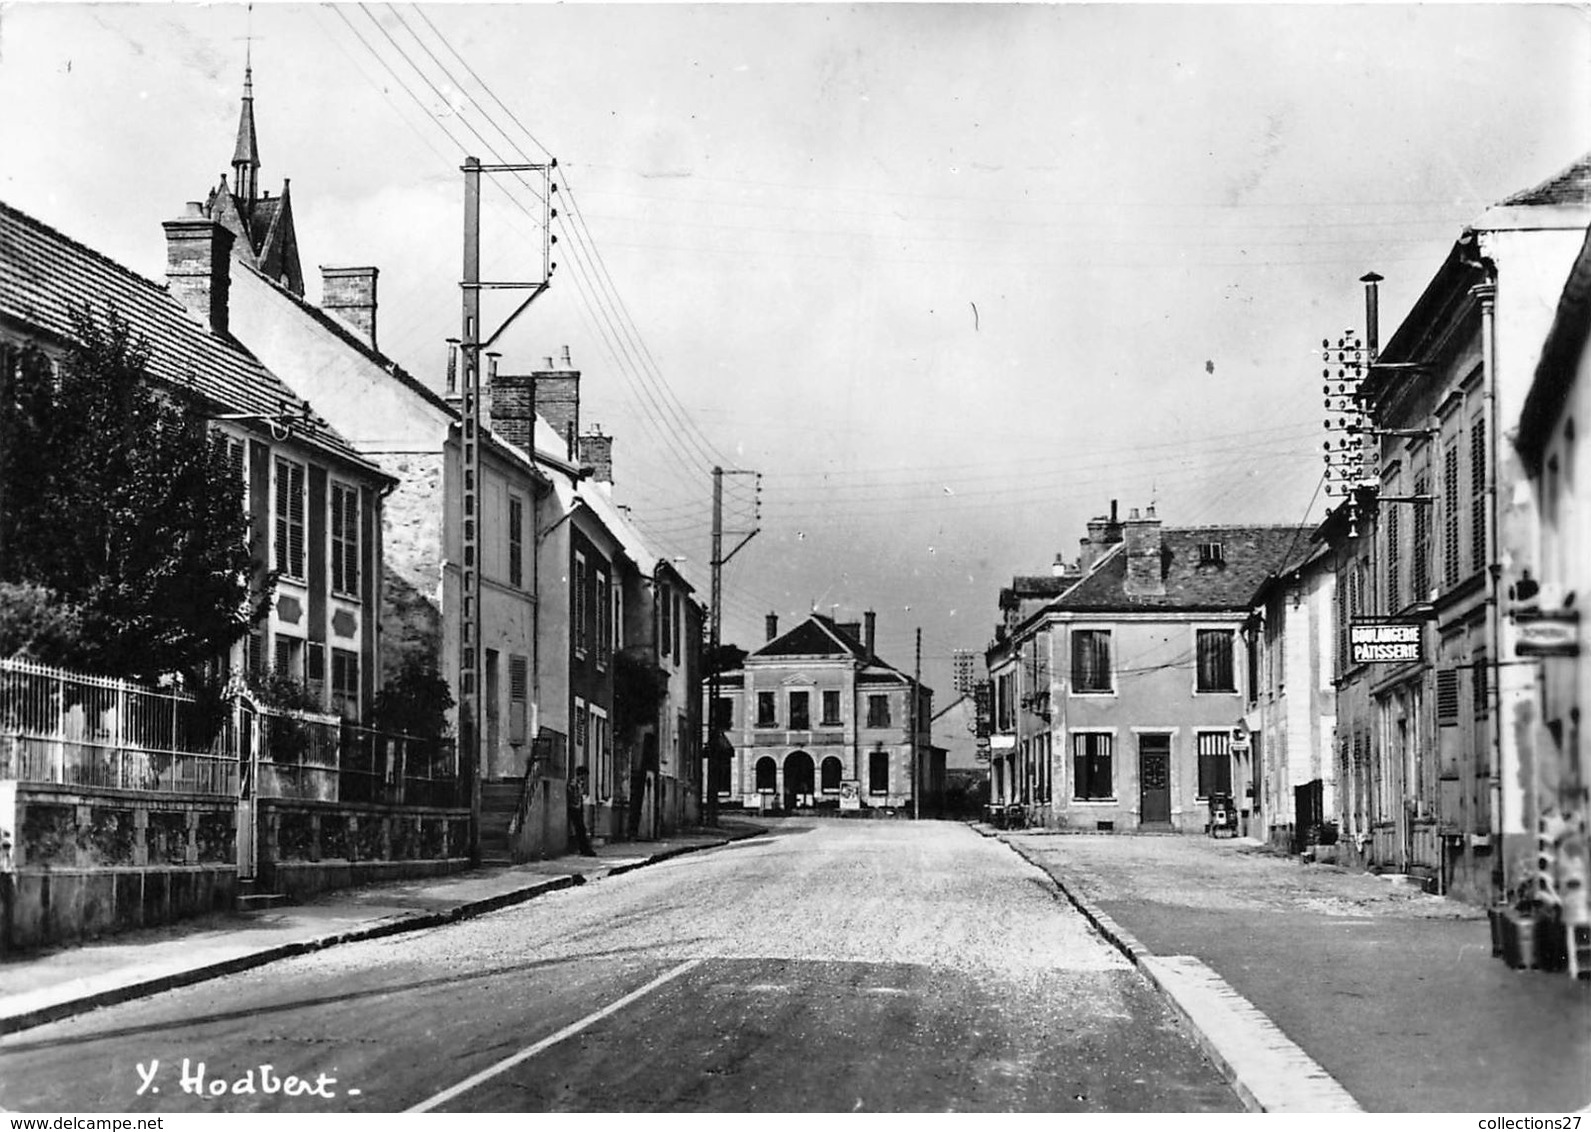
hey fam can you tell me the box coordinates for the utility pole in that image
[705,465,759,826]
[455,155,553,863]
[911,626,921,821]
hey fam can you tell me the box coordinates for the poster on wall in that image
[839,780,862,811]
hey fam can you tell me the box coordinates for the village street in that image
[0,822,1240,1113]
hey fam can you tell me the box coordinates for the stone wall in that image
[3,783,237,952]
[258,797,471,900]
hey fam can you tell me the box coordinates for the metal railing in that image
[1,657,462,806]
[254,707,462,807]
[0,658,237,795]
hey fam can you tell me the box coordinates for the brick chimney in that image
[163,204,234,336]
[864,610,876,657]
[577,429,613,484]
[1078,499,1124,574]
[765,613,779,642]
[488,348,580,457]
[1123,504,1165,597]
[320,266,379,349]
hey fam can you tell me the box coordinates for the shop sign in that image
[1514,609,1581,658]
[838,780,862,811]
[1351,621,1422,664]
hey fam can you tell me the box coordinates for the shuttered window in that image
[331,482,359,596]
[1197,730,1232,799]
[509,653,528,744]
[1471,417,1487,575]
[1443,444,1461,589]
[1072,732,1113,800]
[1385,501,1401,611]
[508,497,524,588]
[274,457,306,579]
[1412,473,1431,601]
[1436,668,1460,726]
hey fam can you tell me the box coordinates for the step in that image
[237,892,289,912]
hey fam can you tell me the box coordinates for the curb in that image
[993,831,1359,1113]
[2,828,758,1037]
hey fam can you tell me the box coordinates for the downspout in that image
[1471,258,1505,903]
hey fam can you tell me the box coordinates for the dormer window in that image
[1199,542,1226,566]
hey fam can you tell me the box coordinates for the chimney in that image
[765,612,779,642]
[320,266,379,350]
[163,203,234,337]
[1123,504,1165,597]
[864,610,876,657]
[577,429,613,484]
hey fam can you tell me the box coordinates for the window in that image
[596,569,611,668]
[869,748,890,794]
[508,497,524,588]
[821,756,842,792]
[995,671,1014,731]
[659,582,672,660]
[247,631,265,677]
[273,635,303,682]
[590,707,611,801]
[1072,733,1113,800]
[1196,731,1232,799]
[673,592,683,662]
[755,757,777,792]
[273,457,306,580]
[1412,473,1431,601]
[1071,629,1113,693]
[331,648,359,722]
[1436,668,1459,727]
[485,649,501,753]
[1474,651,1489,720]
[1195,629,1236,693]
[821,689,841,726]
[712,696,733,730]
[331,482,360,597]
[1471,416,1487,575]
[756,691,777,728]
[306,642,326,706]
[574,552,588,657]
[789,690,810,730]
[509,654,528,745]
[867,694,891,729]
[1443,443,1461,589]
[1385,501,1401,611]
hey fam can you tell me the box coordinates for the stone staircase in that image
[480,778,527,863]
[235,878,288,913]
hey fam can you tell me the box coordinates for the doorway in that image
[1139,733,1172,826]
[784,750,815,810]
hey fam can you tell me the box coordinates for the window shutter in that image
[1471,418,1487,575]
[1436,668,1459,726]
[509,654,528,744]
[1444,444,1461,588]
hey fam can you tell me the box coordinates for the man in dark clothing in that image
[568,765,596,857]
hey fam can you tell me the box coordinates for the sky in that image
[2,2,1589,701]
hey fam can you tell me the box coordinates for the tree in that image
[371,652,455,740]
[0,304,266,681]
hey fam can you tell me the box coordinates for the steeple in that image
[231,59,260,214]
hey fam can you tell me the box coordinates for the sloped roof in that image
[755,614,866,659]
[0,199,378,473]
[999,575,1073,608]
[1050,525,1302,613]
[1520,219,1591,471]
[1498,151,1591,208]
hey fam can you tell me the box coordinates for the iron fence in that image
[0,658,237,795]
[1,657,461,806]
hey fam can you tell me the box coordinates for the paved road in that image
[0,821,1240,1113]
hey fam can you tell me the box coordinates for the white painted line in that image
[1142,955,1362,1113]
[406,958,704,1112]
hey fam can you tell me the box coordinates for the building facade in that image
[713,612,933,813]
[990,504,1299,833]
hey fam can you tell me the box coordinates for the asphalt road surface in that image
[1,821,1241,1113]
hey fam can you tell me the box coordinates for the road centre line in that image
[406,958,705,1112]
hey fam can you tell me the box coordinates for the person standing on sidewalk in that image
[568,765,597,857]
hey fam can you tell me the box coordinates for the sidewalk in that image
[979,824,1591,1114]
[0,820,763,1036]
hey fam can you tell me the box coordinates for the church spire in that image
[231,57,260,214]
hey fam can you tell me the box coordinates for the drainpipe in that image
[1471,261,1505,904]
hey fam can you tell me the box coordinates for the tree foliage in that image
[0,304,266,681]
[371,651,455,739]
